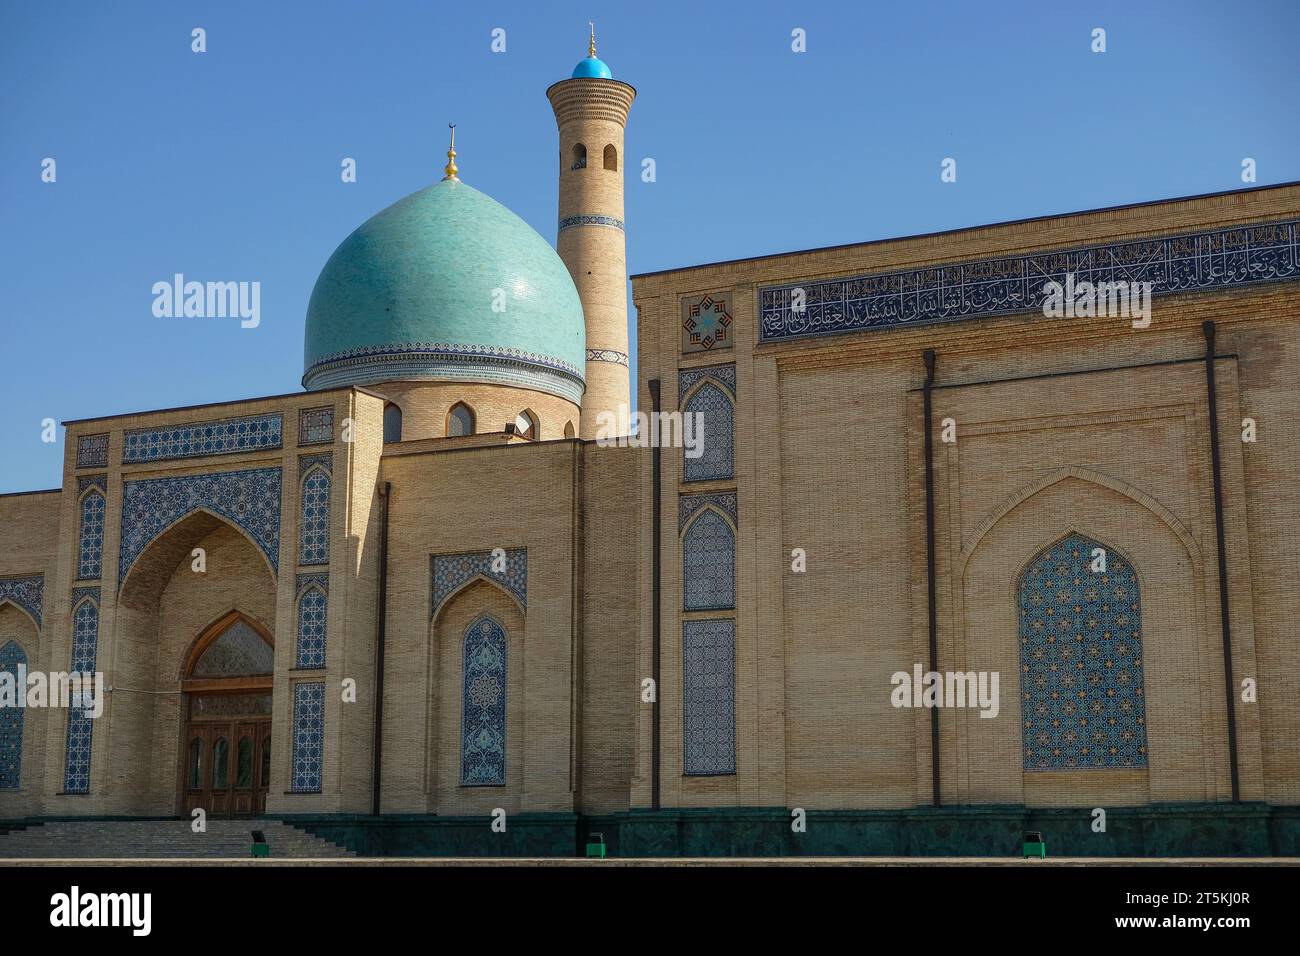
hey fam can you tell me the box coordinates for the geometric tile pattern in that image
[0,639,27,790]
[0,576,44,629]
[192,618,275,677]
[63,591,100,794]
[683,507,736,611]
[586,348,629,366]
[1018,533,1148,771]
[760,219,1300,343]
[121,413,283,463]
[460,614,507,786]
[558,214,624,232]
[76,433,110,469]
[76,489,106,581]
[683,619,736,775]
[683,381,735,482]
[432,549,527,618]
[298,463,331,567]
[682,293,733,352]
[677,364,736,402]
[290,682,325,792]
[678,492,738,533]
[295,583,328,669]
[298,405,334,445]
[118,468,282,585]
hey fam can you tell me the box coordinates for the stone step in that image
[0,820,354,858]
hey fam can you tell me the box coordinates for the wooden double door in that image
[182,695,272,817]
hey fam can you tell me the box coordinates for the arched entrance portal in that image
[179,611,274,817]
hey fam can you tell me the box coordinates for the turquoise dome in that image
[303,178,585,403]
[572,56,612,79]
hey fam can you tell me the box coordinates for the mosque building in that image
[2,33,1299,856]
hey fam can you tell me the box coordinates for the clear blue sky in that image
[2,0,1297,493]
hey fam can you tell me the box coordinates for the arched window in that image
[192,617,274,678]
[683,381,734,482]
[461,615,507,786]
[63,597,99,793]
[0,640,28,789]
[571,143,587,170]
[236,736,254,789]
[299,467,330,565]
[513,410,538,440]
[76,489,105,580]
[212,737,229,789]
[383,403,403,443]
[295,586,328,669]
[261,735,272,787]
[187,737,203,790]
[603,144,618,171]
[683,508,736,611]
[563,421,576,439]
[447,402,475,437]
[1018,532,1148,771]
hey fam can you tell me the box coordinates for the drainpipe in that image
[922,350,941,807]
[648,379,662,811]
[1202,322,1240,803]
[371,481,391,816]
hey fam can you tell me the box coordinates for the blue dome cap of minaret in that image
[303,137,586,403]
[571,23,612,78]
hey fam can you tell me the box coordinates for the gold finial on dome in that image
[588,21,596,58]
[442,124,459,181]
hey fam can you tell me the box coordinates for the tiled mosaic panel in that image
[298,405,334,445]
[63,595,99,793]
[298,467,331,566]
[0,576,43,629]
[193,619,274,677]
[296,586,328,669]
[1019,533,1148,770]
[682,293,734,352]
[677,364,736,402]
[290,682,325,792]
[432,549,527,615]
[122,413,283,463]
[683,508,736,611]
[0,640,27,789]
[119,468,281,584]
[76,433,109,469]
[461,615,507,786]
[683,381,734,482]
[76,490,106,580]
[760,219,1300,342]
[683,619,736,775]
[679,492,738,532]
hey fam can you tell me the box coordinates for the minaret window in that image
[603,145,617,171]
[513,411,538,440]
[383,403,403,443]
[571,143,587,170]
[447,403,475,437]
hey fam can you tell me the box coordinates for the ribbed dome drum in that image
[303,179,586,404]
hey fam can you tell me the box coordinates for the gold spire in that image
[588,21,596,58]
[442,124,459,181]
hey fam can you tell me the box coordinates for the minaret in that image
[548,25,636,438]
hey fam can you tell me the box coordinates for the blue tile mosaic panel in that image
[290,682,325,792]
[683,507,736,611]
[683,619,736,776]
[683,381,734,482]
[1019,533,1148,770]
[76,433,109,469]
[432,549,527,617]
[63,591,100,793]
[298,461,331,566]
[0,576,43,629]
[122,413,283,463]
[460,615,507,786]
[76,489,106,581]
[0,640,27,790]
[295,579,328,669]
[679,492,738,533]
[297,406,334,445]
[118,468,282,585]
[759,219,1300,343]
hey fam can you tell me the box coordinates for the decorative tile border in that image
[586,348,629,366]
[77,475,107,495]
[296,571,329,599]
[0,576,44,629]
[432,549,527,617]
[298,405,334,446]
[76,434,109,470]
[559,214,624,232]
[678,363,736,402]
[122,413,283,464]
[298,453,332,477]
[679,492,737,532]
[759,218,1300,343]
[119,468,282,585]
